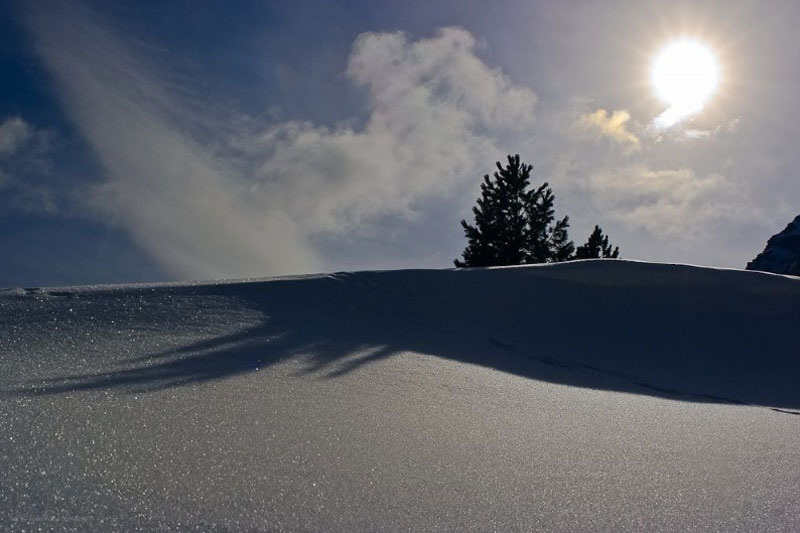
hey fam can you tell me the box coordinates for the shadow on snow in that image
[7,262,800,410]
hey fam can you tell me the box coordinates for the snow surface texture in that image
[748,214,800,276]
[1,260,799,531]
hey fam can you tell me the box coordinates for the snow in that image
[1,259,799,531]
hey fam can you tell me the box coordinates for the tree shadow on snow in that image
[7,262,800,410]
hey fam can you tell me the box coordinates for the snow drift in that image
[1,260,799,531]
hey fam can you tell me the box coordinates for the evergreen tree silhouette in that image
[549,216,575,262]
[454,155,574,267]
[575,225,619,259]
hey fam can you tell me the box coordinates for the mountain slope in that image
[1,260,799,531]
[747,214,800,275]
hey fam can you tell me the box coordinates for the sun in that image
[651,39,720,124]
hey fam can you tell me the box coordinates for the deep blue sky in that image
[1,0,799,286]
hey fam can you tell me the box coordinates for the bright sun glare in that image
[651,39,719,126]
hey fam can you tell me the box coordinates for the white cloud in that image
[0,117,33,158]
[242,28,537,235]
[28,4,538,279]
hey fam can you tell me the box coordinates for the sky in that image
[1,0,799,286]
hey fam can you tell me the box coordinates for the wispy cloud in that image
[0,115,59,213]
[652,105,701,130]
[11,186,58,214]
[28,4,537,279]
[575,108,640,151]
[586,166,746,238]
[0,117,33,158]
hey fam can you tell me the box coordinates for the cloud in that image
[586,166,746,238]
[576,109,639,150]
[241,28,537,234]
[653,105,701,130]
[0,115,59,213]
[11,186,58,214]
[683,129,711,139]
[0,117,33,158]
[28,3,538,279]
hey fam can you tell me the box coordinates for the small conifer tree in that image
[575,225,619,259]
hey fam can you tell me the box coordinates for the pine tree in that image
[524,182,556,263]
[574,225,619,259]
[549,216,575,262]
[454,155,575,267]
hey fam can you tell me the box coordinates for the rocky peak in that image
[746,215,800,276]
